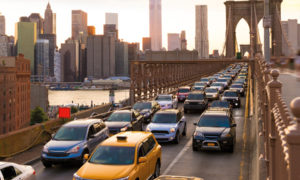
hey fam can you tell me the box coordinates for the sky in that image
[0,0,299,53]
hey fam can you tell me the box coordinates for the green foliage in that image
[30,106,48,125]
[71,106,78,114]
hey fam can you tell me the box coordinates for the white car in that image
[155,94,178,109]
[0,162,36,180]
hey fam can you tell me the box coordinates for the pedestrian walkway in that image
[279,72,300,116]
[3,145,43,165]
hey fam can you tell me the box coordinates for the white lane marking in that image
[162,138,193,175]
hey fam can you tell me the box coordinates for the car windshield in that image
[211,101,230,108]
[152,113,177,123]
[53,126,87,141]
[200,78,209,82]
[89,146,135,165]
[107,112,131,122]
[178,88,190,93]
[211,83,224,87]
[156,96,172,101]
[205,89,218,93]
[231,85,243,88]
[194,82,206,86]
[193,87,204,91]
[217,79,227,82]
[133,102,151,110]
[188,94,205,100]
[198,115,230,128]
[224,91,238,97]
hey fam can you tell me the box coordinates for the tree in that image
[71,106,78,114]
[30,106,48,125]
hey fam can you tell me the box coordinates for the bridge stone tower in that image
[225,0,282,58]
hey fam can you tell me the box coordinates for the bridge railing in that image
[254,57,300,180]
[130,59,253,104]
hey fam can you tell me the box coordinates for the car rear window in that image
[211,101,230,108]
[152,113,177,123]
[133,102,151,110]
[155,96,172,101]
[187,93,205,100]
[231,85,243,88]
[178,88,190,93]
[198,115,230,128]
[224,91,238,97]
[89,146,135,165]
[205,88,218,93]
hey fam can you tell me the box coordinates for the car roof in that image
[101,131,152,147]
[64,119,102,127]
[224,90,238,93]
[189,91,205,94]
[203,110,229,116]
[156,109,179,114]
[178,86,190,89]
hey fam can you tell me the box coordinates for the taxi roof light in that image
[116,135,127,141]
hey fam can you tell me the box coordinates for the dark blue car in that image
[41,119,109,167]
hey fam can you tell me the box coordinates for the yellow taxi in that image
[73,131,162,180]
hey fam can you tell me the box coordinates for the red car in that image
[177,86,191,102]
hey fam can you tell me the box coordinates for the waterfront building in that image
[128,43,140,74]
[104,24,118,40]
[145,50,198,61]
[180,31,187,50]
[0,35,14,56]
[72,10,88,42]
[0,13,5,35]
[15,21,37,74]
[115,41,129,76]
[60,39,80,82]
[54,49,61,82]
[281,19,299,56]
[142,37,151,51]
[105,13,118,30]
[40,34,56,76]
[44,3,56,34]
[79,44,87,82]
[149,0,162,51]
[195,5,209,59]
[168,33,180,51]
[0,55,31,135]
[87,35,115,79]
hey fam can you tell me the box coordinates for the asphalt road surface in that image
[33,98,247,180]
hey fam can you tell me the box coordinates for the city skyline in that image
[0,0,299,53]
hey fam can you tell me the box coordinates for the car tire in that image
[192,146,198,151]
[153,161,160,178]
[174,132,180,144]
[182,123,187,136]
[228,145,234,153]
[184,109,188,114]
[42,161,52,168]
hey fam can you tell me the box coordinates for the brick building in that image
[0,54,30,135]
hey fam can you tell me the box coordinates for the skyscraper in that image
[72,10,88,41]
[40,34,56,76]
[142,37,151,51]
[54,49,61,82]
[44,3,54,34]
[105,13,118,30]
[180,31,187,50]
[104,24,118,40]
[35,39,49,80]
[87,35,115,79]
[29,13,43,36]
[195,5,209,59]
[281,19,299,56]
[88,26,96,36]
[0,13,5,35]
[115,41,129,76]
[15,22,37,74]
[168,33,180,51]
[149,0,162,51]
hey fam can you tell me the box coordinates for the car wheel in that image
[192,146,198,151]
[182,123,187,136]
[174,132,180,144]
[228,145,234,153]
[153,161,160,178]
[42,161,52,168]
[184,109,188,113]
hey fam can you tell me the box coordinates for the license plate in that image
[207,143,215,146]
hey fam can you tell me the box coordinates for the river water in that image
[48,89,130,106]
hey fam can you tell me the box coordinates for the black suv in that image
[193,109,236,152]
[105,110,144,135]
[221,90,241,108]
[184,91,208,113]
[132,101,160,123]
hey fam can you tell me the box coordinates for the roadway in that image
[32,97,247,180]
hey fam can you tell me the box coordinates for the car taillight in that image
[33,170,36,175]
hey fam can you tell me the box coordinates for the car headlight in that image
[67,145,80,153]
[221,130,231,138]
[146,127,151,132]
[43,146,48,153]
[73,173,85,180]
[114,177,129,180]
[194,131,204,137]
[170,128,176,133]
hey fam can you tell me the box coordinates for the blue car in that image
[146,109,186,144]
[41,119,109,167]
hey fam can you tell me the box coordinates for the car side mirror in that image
[84,154,89,160]
[193,122,197,126]
[138,157,147,163]
[231,124,237,127]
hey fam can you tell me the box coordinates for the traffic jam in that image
[1,63,248,180]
